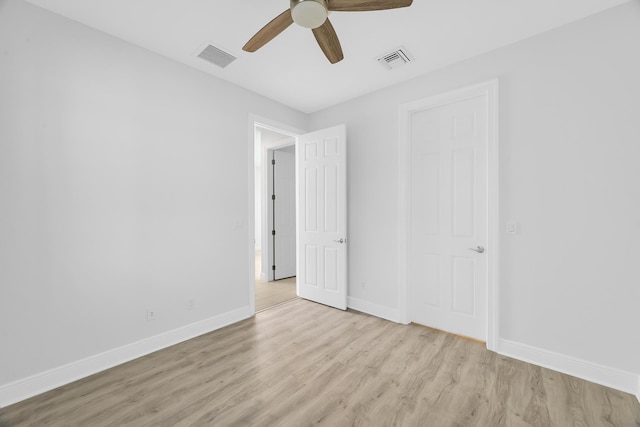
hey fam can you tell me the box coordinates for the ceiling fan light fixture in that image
[291,0,328,29]
[244,0,413,64]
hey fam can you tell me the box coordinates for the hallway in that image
[255,251,297,311]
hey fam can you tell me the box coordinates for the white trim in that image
[486,80,500,352]
[397,100,411,325]
[348,297,400,324]
[398,79,500,347]
[497,338,639,395]
[0,306,252,407]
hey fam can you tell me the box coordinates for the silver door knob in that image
[334,238,346,244]
[468,246,485,253]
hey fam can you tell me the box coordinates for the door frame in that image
[248,114,304,314]
[397,79,499,351]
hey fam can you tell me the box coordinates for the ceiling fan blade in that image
[312,18,344,64]
[243,9,293,52]
[327,0,412,12]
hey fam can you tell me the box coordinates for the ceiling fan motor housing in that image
[290,0,328,29]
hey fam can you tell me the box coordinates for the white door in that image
[297,124,347,310]
[410,95,488,340]
[273,148,296,280]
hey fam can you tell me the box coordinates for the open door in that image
[272,147,296,280]
[297,124,347,310]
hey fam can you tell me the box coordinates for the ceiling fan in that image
[243,0,413,64]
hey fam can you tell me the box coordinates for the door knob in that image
[334,238,346,244]
[468,246,485,253]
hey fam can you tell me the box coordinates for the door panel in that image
[410,96,487,340]
[324,164,339,232]
[452,148,475,237]
[297,125,347,310]
[452,256,475,315]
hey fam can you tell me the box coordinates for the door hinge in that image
[272,230,276,235]
[272,265,276,271]
[272,159,275,165]
[271,194,276,200]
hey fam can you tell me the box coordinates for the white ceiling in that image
[24,0,630,113]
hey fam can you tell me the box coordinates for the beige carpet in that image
[255,251,297,312]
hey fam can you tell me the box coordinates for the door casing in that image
[398,80,499,351]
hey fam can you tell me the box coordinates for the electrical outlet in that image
[146,308,156,321]
[187,299,194,311]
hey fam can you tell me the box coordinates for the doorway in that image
[253,123,300,311]
[249,118,349,314]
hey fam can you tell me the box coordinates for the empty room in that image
[1,0,639,425]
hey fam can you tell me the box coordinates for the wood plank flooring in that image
[2,299,639,426]
[255,277,297,312]
[254,250,297,312]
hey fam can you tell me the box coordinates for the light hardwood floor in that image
[255,276,297,312]
[2,299,639,426]
[254,250,297,312]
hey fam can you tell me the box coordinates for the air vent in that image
[197,44,237,69]
[377,47,413,70]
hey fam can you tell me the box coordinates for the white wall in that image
[310,2,640,384]
[0,0,307,390]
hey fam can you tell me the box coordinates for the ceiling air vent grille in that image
[197,44,237,69]
[377,47,413,70]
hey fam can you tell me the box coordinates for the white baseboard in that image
[0,306,253,407]
[347,296,400,323]
[636,375,640,404]
[497,338,638,395]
